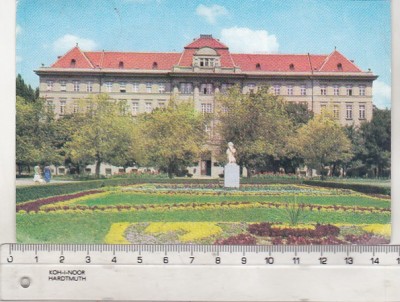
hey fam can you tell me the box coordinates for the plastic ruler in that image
[1,243,400,301]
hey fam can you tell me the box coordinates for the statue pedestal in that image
[224,163,240,188]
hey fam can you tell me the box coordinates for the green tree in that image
[139,99,206,178]
[217,86,293,176]
[290,111,352,179]
[16,96,62,174]
[360,108,391,177]
[65,95,142,178]
[16,74,37,102]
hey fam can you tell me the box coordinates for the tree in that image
[139,99,206,178]
[16,74,37,102]
[217,86,293,176]
[359,108,391,177]
[16,96,62,174]
[290,111,352,179]
[65,95,142,178]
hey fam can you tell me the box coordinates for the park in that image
[16,76,391,245]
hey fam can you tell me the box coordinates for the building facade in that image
[35,34,377,177]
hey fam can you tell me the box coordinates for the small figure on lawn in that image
[33,165,45,184]
[44,165,52,183]
[226,142,237,164]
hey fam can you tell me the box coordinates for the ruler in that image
[2,243,400,301]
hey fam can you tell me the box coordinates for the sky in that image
[16,0,391,108]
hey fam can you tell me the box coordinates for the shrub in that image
[16,178,218,203]
[215,234,257,245]
[302,180,390,196]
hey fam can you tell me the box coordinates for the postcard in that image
[15,0,392,245]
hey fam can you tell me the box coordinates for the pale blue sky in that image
[16,0,391,108]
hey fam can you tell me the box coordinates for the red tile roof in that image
[48,35,365,73]
[184,34,229,49]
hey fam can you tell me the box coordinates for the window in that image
[289,64,295,71]
[60,81,66,92]
[359,85,366,96]
[204,124,212,137]
[73,81,80,92]
[333,85,339,96]
[70,59,76,68]
[248,83,256,93]
[333,105,339,119]
[158,83,165,93]
[105,82,113,93]
[287,85,293,95]
[46,80,53,91]
[120,82,126,93]
[87,81,93,92]
[359,104,366,119]
[152,62,158,69]
[158,100,166,108]
[320,85,327,96]
[180,82,193,94]
[132,82,139,93]
[256,63,261,70]
[119,61,124,69]
[132,101,139,116]
[73,103,79,114]
[145,101,152,113]
[221,83,233,94]
[273,85,281,95]
[60,100,66,115]
[46,100,54,111]
[346,85,353,96]
[320,103,327,112]
[337,63,343,71]
[346,104,353,120]
[201,83,213,95]
[199,58,215,67]
[300,85,307,96]
[146,82,152,93]
[201,103,213,114]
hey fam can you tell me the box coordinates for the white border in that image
[0,0,16,243]
[0,1,399,301]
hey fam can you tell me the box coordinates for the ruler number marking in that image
[345,257,353,265]
[190,256,195,264]
[293,257,300,265]
[241,257,247,264]
[370,257,380,265]
[215,257,221,264]
[265,257,274,265]
[7,255,13,263]
[59,256,65,263]
[85,256,91,263]
[111,256,117,263]
[137,256,143,264]
[319,257,328,265]
[163,257,168,264]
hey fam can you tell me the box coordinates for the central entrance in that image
[200,151,212,176]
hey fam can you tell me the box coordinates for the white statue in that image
[226,142,237,164]
[33,165,45,184]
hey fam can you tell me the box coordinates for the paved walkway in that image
[16,178,78,187]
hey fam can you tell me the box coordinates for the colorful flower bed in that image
[16,183,391,244]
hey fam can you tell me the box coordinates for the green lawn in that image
[76,192,390,209]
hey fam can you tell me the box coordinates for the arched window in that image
[289,63,295,71]
[70,59,76,68]
[119,61,124,69]
[152,62,158,69]
[337,63,343,71]
[255,63,261,70]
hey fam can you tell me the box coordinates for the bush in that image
[215,234,257,245]
[16,178,219,203]
[302,180,390,196]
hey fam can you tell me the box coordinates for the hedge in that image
[302,180,391,196]
[16,178,218,203]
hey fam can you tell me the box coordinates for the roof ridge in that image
[318,50,335,71]
[50,46,78,68]
[85,50,182,54]
[78,47,94,68]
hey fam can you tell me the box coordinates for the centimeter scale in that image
[1,243,400,301]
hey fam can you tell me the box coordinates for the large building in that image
[35,34,377,177]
